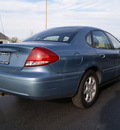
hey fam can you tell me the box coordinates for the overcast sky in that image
[0,0,120,40]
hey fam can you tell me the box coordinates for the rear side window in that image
[92,31,111,49]
[105,32,120,49]
[63,36,70,42]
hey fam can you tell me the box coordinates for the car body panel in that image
[0,65,82,99]
[95,48,118,82]
[116,50,120,76]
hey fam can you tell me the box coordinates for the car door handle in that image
[99,54,105,58]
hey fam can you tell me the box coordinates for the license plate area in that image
[0,52,10,65]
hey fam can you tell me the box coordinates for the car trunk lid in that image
[0,44,33,72]
[0,41,69,72]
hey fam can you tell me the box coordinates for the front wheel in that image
[72,70,99,108]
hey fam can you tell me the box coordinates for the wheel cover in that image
[83,76,96,103]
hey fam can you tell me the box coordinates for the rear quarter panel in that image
[51,28,99,75]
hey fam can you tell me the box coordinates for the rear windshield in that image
[24,28,80,43]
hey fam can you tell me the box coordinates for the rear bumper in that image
[0,70,82,100]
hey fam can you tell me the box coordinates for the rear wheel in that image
[72,70,99,108]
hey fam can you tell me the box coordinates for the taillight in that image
[24,47,59,67]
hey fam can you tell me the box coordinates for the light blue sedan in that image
[0,26,120,108]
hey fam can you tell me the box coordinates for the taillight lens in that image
[24,47,59,67]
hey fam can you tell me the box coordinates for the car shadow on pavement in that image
[98,78,120,130]
[49,98,72,104]
[100,91,120,130]
[0,110,6,125]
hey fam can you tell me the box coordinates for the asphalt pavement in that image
[0,79,120,130]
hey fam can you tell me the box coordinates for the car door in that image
[105,32,120,76]
[92,30,118,82]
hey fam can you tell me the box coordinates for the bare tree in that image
[11,37,18,43]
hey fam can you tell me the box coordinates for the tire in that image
[72,70,99,108]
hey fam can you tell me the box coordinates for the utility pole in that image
[0,14,4,33]
[45,0,47,30]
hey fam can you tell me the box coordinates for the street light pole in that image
[45,0,47,30]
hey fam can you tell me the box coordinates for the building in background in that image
[0,32,10,44]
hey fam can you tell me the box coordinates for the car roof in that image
[47,26,101,32]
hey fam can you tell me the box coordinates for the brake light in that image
[24,47,59,67]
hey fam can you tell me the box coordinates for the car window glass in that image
[63,36,69,42]
[86,33,92,46]
[106,33,120,49]
[92,31,111,49]
[44,36,59,41]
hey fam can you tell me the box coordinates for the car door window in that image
[105,33,120,49]
[92,31,112,49]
